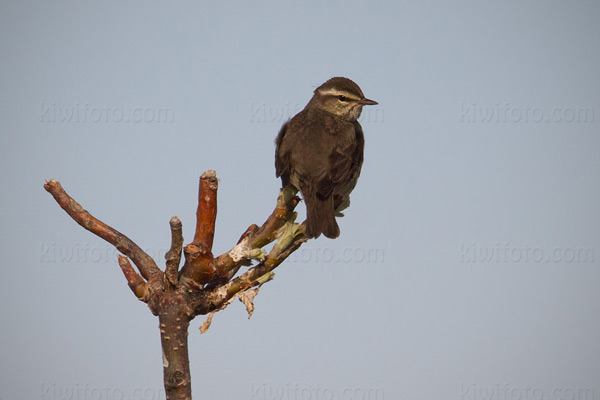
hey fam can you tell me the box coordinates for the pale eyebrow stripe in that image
[318,89,362,101]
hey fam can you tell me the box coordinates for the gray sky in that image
[1,1,599,399]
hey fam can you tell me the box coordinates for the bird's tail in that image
[303,187,340,239]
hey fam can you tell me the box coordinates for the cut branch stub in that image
[193,170,218,249]
[179,171,219,288]
[165,216,184,287]
[181,243,216,288]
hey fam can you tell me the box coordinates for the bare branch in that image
[179,171,219,288]
[45,174,313,399]
[44,179,162,283]
[214,186,300,281]
[224,224,307,299]
[195,222,307,317]
[165,216,183,286]
[193,170,218,249]
[118,255,150,302]
[181,243,216,289]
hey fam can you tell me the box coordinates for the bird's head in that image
[308,77,378,121]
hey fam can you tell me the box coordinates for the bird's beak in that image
[358,98,378,106]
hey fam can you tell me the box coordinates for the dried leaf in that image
[199,296,235,334]
[199,312,215,334]
[237,287,260,319]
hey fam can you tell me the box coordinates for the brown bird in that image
[275,77,377,238]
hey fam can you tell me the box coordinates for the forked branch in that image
[44,171,307,400]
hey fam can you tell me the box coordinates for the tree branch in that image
[227,223,307,296]
[213,186,300,281]
[201,223,307,314]
[165,216,183,287]
[193,170,218,249]
[43,179,162,284]
[118,255,150,302]
[45,172,310,400]
[179,171,219,288]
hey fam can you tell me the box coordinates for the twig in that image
[118,255,150,302]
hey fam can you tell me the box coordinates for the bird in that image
[275,77,377,239]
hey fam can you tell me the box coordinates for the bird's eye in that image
[338,95,348,102]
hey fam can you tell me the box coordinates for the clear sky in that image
[1,1,599,399]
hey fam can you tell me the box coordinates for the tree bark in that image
[158,294,192,399]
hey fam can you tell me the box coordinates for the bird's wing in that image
[349,121,365,180]
[329,141,356,184]
[274,121,291,185]
[315,124,357,200]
